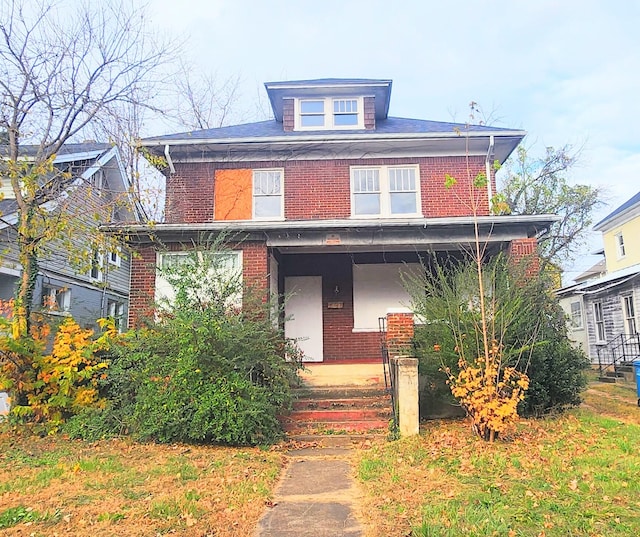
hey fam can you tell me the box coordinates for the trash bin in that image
[634,360,640,407]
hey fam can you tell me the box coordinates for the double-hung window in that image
[296,97,363,130]
[351,165,420,218]
[107,300,125,332]
[89,250,103,281]
[615,233,626,258]
[593,301,606,342]
[622,294,637,334]
[253,169,283,219]
[570,300,583,329]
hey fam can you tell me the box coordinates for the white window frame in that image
[107,299,126,332]
[42,285,71,313]
[295,97,364,130]
[570,300,583,330]
[593,301,606,343]
[615,233,626,259]
[155,250,243,309]
[108,247,121,267]
[350,165,421,218]
[88,250,104,282]
[622,294,637,334]
[252,169,284,220]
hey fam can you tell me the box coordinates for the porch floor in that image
[297,361,386,388]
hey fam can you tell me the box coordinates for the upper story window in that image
[296,97,363,130]
[351,165,421,218]
[89,250,103,282]
[615,233,626,258]
[253,169,283,219]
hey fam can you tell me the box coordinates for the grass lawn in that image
[355,380,640,536]
[1,380,639,536]
[0,434,284,536]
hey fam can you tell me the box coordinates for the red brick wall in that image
[128,246,157,328]
[508,237,540,277]
[386,312,415,357]
[165,156,491,223]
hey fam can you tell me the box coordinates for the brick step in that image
[293,386,388,400]
[293,396,390,411]
[288,407,391,422]
[283,419,391,434]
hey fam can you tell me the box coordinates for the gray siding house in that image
[0,143,136,330]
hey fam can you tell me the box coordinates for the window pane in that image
[334,114,359,126]
[353,169,379,192]
[254,196,281,217]
[333,99,357,113]
[390,192,417,214]
[300,115,325,127]
[301,100,324,113]
[389,168,416,191]
[354,193,380,215]
[254,171,281,195]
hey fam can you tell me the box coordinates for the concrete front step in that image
[293,396,390,411]
[283,419,391,434]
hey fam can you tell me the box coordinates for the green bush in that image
[407,256,590,418]
[65,239,302,445]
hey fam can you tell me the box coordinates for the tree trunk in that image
[15,210,39,339]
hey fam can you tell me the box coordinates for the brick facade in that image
[508,237,540,277]
[386,312,415,357]
[165,156,493,223]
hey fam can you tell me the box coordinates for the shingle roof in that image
[594,190,640,230]
[143,116,518,143]
[0,142,111,158]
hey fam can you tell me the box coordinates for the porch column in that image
[508,237,540,277]
[390,356,420,437]
[386,309,415,357]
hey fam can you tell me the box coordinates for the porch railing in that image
[597,333,640,377]
[378,316,397,427]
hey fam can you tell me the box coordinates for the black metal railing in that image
[379,316,397,428]
[597,333,640,377]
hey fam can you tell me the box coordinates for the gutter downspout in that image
[485,135,495,212]
[164,144,175,174]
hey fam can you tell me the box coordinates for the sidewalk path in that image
[255,444,364,537]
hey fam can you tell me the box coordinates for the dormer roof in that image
[264,78,392,122]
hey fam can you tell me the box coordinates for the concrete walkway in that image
[255,442,364,537]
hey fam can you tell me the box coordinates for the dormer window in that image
[296,97,363,130]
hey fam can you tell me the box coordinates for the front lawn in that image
[356,380,640,536]
[0,435,284,536]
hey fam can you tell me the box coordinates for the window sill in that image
[352,328,379,333]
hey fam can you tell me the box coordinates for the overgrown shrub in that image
[408,256,590,421]
[66,240,302,445]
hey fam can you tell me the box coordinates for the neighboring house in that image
[0,143,136,330]
[121,78,555,362]
[557,191,640,364]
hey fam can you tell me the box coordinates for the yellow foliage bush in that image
[447,341,529,441]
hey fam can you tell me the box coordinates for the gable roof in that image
[593,190,640,230]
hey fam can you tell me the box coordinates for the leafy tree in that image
[499,145,604,271]
[0,0,171,337]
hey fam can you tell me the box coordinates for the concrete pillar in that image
[390,356,420,437]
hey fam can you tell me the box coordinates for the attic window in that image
[295,97,363,130]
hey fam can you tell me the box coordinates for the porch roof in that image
[106,214,557,252]
[557,263,640,296]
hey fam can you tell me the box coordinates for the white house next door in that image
[285,276,323,362]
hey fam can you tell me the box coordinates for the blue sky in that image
[148,0,640,282]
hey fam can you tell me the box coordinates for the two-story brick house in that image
[123,78,554,363]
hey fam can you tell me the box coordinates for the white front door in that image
[285,276,323,362]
